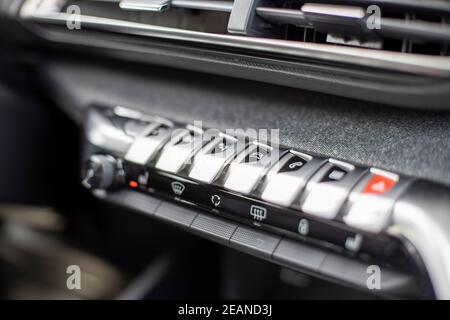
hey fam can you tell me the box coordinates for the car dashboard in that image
[0,0,450,301]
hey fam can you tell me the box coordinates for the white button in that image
[300,159,365,220]
[189,135,243,183]
[301,184,349,219]
[344,194,392,233]
[262,175,306,206]
[261,152,323,207]
[125,123,172,165]
[224,164,266,194]
[189,155,229,183]
[343,168,410,233]
[223,142,280,194]
[155,127,204,173]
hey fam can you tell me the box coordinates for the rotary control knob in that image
[82,155,122,190]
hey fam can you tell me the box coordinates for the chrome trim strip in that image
[385,180,450,300]
[19,0,450,77]
[119,0,171,12]
[171,0,233,12]
[389,203,450,299]
[301,3,366,19]
[104,0,234,12]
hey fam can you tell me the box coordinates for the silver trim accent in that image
[256,7,307,26]
[388,182,450,300]
[390,207,450,299]
[170,0,232,12]
[227,0,259,35]
[114,106,143,120]
[19,0,450,77]
[119,0,171,12]
[120,0,234,12]
[301,3,365,19]
[74,0,233,12]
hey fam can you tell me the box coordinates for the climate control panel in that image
[83,106,410,255]
[81,105,450,299]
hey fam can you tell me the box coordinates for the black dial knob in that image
[82,155,118,190]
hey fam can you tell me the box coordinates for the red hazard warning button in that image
[362,174,397,194]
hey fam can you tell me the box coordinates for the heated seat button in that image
[343,168,412,233]
[300,159,366,219]
[244,145,271,163]
[260,151,324,207]
[211,138,235,155]
[223,142,282,194]
[155,126,206,173]
[188,134,244,183]
[125,121,173,165]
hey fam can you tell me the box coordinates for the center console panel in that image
[81,105,443,299]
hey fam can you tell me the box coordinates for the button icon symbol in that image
[289,161,304,170]
[326,168,347,181]
[279,156,306,173]
[345,234,363,252]
[171,181,185,196]
[217,142,228,152]
[255,238,265,247]
[371,181,386,192]
[212,139,232,155]
[137,172,149,186]
[249,152,264,161]
[298,219,309,236]
[148,128,160,136]
[250,205,267,222]
[211,194,221,207]
[363,175,396,195]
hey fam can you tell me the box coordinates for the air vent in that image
[19,0,450,76]
[271,1,450,56]
[57,0,231,33]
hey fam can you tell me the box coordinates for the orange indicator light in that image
[129,180,138,188]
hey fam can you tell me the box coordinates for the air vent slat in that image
[306,0,450,16]
[171,0,233,12]
[19,0,450,77]
[119,0,233,13]
[119,0,171,12]
[256,5,450,44]
[256,7,308,26]
[381,18,450,43]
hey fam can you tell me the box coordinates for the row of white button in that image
[122,118,410,234]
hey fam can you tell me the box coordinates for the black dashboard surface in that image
[37,58,450,186]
